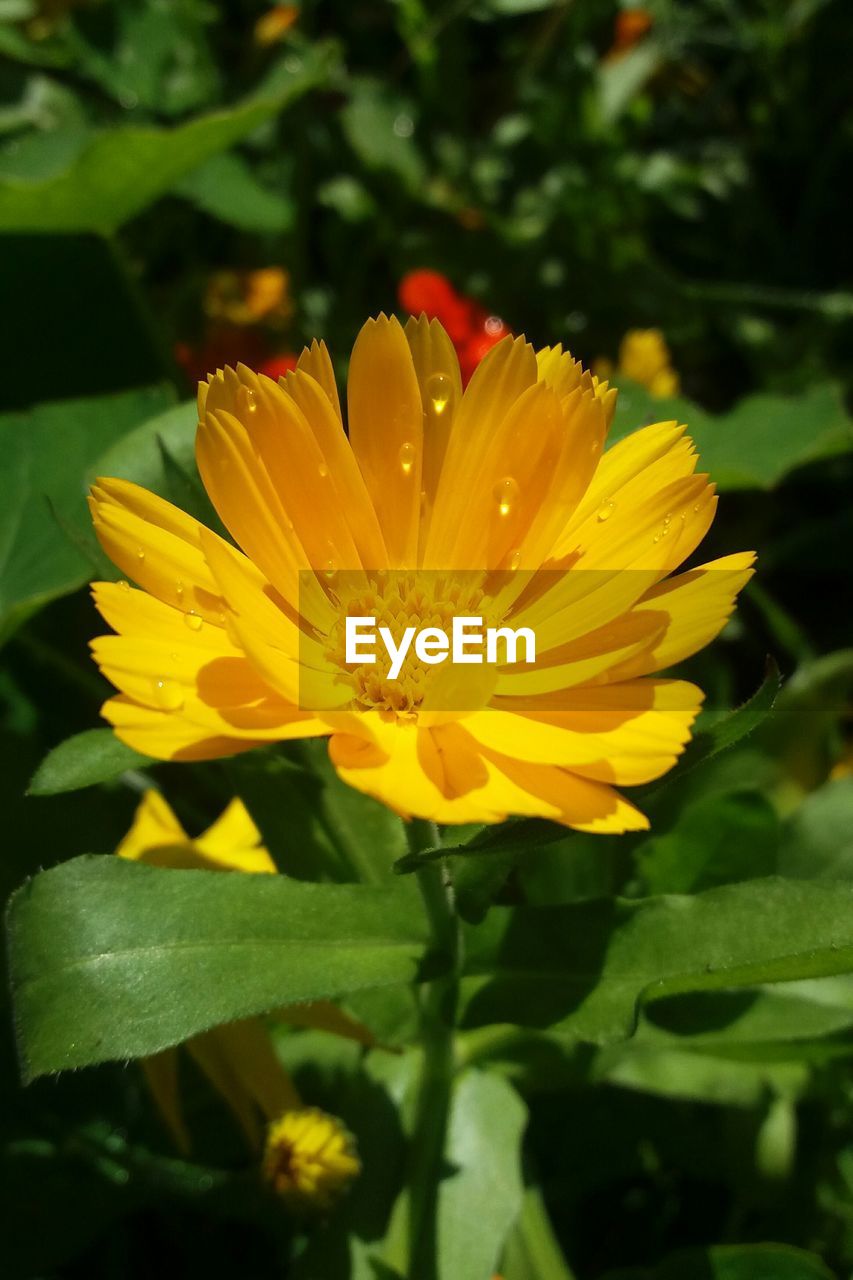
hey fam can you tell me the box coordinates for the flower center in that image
[325,570,495,721]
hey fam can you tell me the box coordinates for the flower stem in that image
[386,818,460,1280]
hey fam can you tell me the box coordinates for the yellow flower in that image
[204,267,292,328]
[253,5,299,47]
[617,328,681,397]
[90,317,754,833]
[263,1108,361,1210]
[118,792,374,1152]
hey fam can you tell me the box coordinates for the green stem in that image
[385,818,460,1280]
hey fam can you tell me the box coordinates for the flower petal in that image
[347,315,424,566]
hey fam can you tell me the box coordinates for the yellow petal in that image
[297,338,342,422]
[101,695,269,761]
[424,335,538,567]
[283,368,388,568]
[536,343,617,429]
[90,479,224,621]
[277,1000,377,1047]
[403,315,463,548]
[116,790,186,860]
[466,677,702,784]
[607,551,757,680]
[141,1050,190,1153]
[478,750,651,833]
[347,315,423,566]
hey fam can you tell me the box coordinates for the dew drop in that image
[597,500,615,522]
[508,548,521,570]
[493,476,519,517]
[399,441,416,476]
[318,460,329,478]
[176,580,185,603]
[653,533,662,544]
[663,512,672,525]
[152,678,184,711]
[117,579,130,592]
[184,611,203,632]
[238,386,257,414]
[136,547,146,562]
[426,371,452,416]
[693,503,701,513]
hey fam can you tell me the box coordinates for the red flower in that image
[258,352,298,380]
[398,269,510,384]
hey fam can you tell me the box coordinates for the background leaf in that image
[27,728,152,796]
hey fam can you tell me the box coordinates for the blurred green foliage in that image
[2,1,853,1278]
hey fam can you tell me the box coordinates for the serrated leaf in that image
[7,855,428,1080]
[458,877,853,1042]
[27,729,152,796]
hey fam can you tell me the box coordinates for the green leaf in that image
[435,1070,526,1280]
[601,1243,836,1279]
[0,49,331,233]
[458,877,853,1041]
[89,399,226,533]
[778,778,853,880]
[636,790,780,895]
[644,659,781,793]
[0,384,174,643]
[174,151,294,232]
[27,729,152,796]
[7,854,428,1080]
[91,401,196,492]
[340,78,426,192]
[609,381,853,490]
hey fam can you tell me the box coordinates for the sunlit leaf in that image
[7,855,428,1080]
[27,729,152,796]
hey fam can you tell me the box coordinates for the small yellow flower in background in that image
[254,5,299,47]
[118,792,372,1157]
[204,267,292,329]
[91,316,754,833]
[617,328,681,398]
[263,1108,361,1210]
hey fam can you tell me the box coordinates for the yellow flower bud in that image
[263,1108,361,1210]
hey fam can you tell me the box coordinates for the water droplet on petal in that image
[399,441,416,476]
[693,503,701,513]
[136,547,146,562]
[176,580,185,603]
[597,500,615,522]
[239,386,257,414]
[318,460,329,478]
[653,533,662,544]
[152,678,184,711]
[508,548,521,570]
[117,579,130,592]
[493,476,519,517]
[426,371,452,416]
[663,512,672,525]
[184,611,203,632]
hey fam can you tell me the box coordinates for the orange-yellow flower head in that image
[263,1108,360,1210]
[89,316,754,833]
